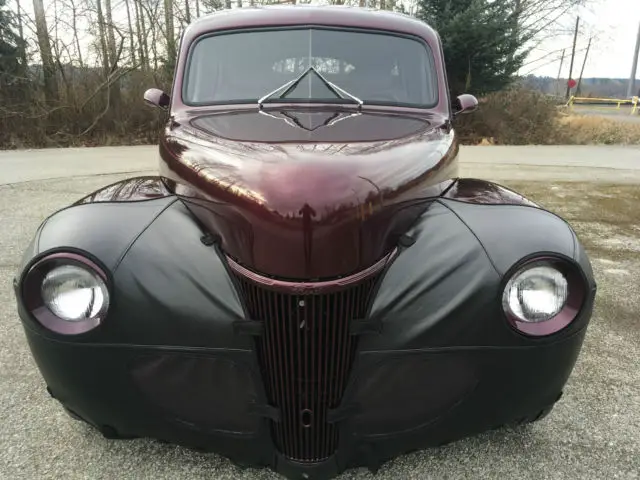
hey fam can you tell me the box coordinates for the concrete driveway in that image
[0,145,638,479]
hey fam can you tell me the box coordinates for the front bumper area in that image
[13,190,597,480]
[22,323,588,480]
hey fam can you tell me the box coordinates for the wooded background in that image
[0,0,588,148]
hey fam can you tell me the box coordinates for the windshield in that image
[184,28,439,108]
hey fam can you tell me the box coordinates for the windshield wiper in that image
[259,109,361,132]
[258,66,363,110]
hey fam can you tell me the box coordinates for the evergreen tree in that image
[0,0,21,83]
[416,0,528,96]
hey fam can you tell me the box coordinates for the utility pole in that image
[565,16,580,100]
[627,20,640,98]
[576,36,592,96]
[556,49,566,97]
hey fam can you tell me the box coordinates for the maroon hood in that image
[159,107,458,279]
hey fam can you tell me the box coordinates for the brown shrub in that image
[453,87,640,146]
[0,68,169,149]
[454,88,563,145]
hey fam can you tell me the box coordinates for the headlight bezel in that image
[501,255,587,337]
[21,251,111,335]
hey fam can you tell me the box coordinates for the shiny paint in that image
[74,176,173,204]
[160,110,457,279]
[442,178,539,206]
[155,7,460,279]
[71,175,540,209]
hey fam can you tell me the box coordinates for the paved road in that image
[1,146,639,480]
[2,144,640,185]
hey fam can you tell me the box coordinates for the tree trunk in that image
[68,0,84,67]
[225,0,231,9]
[105,0,122,111]
[125,0,137,65]
[134,0,149,70]
[95,0,110,75]
[32,0,59,103]
[104,0,118,69]
[195,0,200,17]
[185,0,191,23]
[147,4,159,71]
[164,0,176,64]
[15,0,29,73]
[237,0,242,7]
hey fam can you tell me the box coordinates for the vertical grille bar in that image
[232,270,383,462]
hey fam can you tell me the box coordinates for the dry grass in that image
[559,115,640,145]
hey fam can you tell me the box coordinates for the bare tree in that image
[133,0,149,69]
[95,0,110,74]
[14,0,28,72]
[185,0,191,23]
[66,0,84,67]
[514,0,588,45]
[125,0,137,65]
[32,0,59,103]
[164,0,176,63]
[104,0,119,67]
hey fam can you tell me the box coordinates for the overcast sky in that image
[525,0,640,79]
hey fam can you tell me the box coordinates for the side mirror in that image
[144,88,170,110]
[453,94,478,116]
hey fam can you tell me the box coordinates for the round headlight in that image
[21,252,110,335]
[502,258,586,336]
[503,265,568,323]
[41,264,109,321]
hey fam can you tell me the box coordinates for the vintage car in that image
[14,6,596,480]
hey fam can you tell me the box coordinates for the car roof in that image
[181,6,440,46]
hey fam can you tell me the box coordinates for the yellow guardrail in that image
[567,95,639,114]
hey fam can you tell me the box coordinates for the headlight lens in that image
[21,252,110,335]
[41,264,109,321]
[503,265,568,323]
[502,258,586,337]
